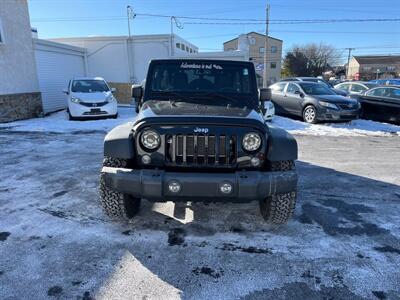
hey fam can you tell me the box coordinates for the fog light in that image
[142,154,151,164]
[251,157,261,167]
[220,182,233,194]
[168,181,181,193]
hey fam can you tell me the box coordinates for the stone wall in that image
[0,92,43,123]
[108,82,133,105]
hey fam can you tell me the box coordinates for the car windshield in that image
[299,83,336,95]
[71,80,109,93]
[146,61,257,108]
[303,78,332,88]
[364,83,379,89]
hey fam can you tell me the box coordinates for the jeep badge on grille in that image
[194,127,209,134]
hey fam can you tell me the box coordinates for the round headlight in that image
[242,132,261,152]
[141,130,160,150]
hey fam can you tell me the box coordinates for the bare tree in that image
[283,43,343,77]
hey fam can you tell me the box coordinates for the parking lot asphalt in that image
[0,130,399,300]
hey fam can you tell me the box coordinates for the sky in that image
[27,0,400,63]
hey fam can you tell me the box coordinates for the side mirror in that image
[259,88,272,101]
[132,84,143,99]
[295,90,304,98]
[62,89,69,95]
[111,87,116,93]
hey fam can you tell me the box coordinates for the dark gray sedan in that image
[355,86,400,124]
[270,81,360,123]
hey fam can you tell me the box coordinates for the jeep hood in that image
[136,100,264,122]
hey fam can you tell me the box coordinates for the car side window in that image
[388,88,400,100]
[337,83,350,91]
[287,83,300,94]
[351,84,366,93]
[271,82,286,92]
[366,88,385,97]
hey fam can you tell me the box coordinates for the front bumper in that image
[69,101,118,118]
[318,107,360,121]
[101,167,298,202]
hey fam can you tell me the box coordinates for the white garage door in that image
[35,43,85,113]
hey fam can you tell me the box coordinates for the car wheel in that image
[99,157,141,220]
[303,105,317,124]
[259,160,297,224]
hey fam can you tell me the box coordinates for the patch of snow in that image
[1,106,399,137]
[272,116,400,137]
[0,107,137,133]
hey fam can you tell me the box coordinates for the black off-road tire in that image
[100,157,141,220]
[259,160,297,224]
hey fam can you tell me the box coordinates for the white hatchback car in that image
[63,77,118,120]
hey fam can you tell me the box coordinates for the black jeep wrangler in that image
[100,59,298,224]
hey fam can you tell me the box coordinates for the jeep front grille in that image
[166,134,237,167]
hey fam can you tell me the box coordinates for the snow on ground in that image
[0,106,137,133]
[272,116,400,137]
[1,133,400,299]
[1,106,399,137]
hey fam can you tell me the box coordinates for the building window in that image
[270,62,277,69]
[190,49,193,53]
[176,43,181,49]
[259,47,265,53]
[0,18,5,44]
[186,46,189,52]
[181,44,185,50]
[249,37,256,45]
[271,46,277,53]
[362,66,372,71]
[387,66,396,71]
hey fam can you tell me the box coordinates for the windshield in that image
[146,61,257,108]
[303,78,332,88]
[364,83,379,89]
[71,80,109,93]
[299,83,336,95]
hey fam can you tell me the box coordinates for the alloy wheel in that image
[303,106,317,123]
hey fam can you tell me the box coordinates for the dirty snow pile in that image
[273,116,400,137]
[0,106,399,137]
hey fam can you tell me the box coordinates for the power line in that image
[31,14,400,25]
[184,18,400,25]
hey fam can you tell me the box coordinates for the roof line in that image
[223,31,283,44]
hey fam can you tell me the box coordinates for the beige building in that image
[347,55,400,80]
[223,32,283,86]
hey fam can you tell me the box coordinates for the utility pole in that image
[127,5,134,39]
[170,17,175,57]
[345,48,355,79]
[263,3,270,88]
[126,6,136,83]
